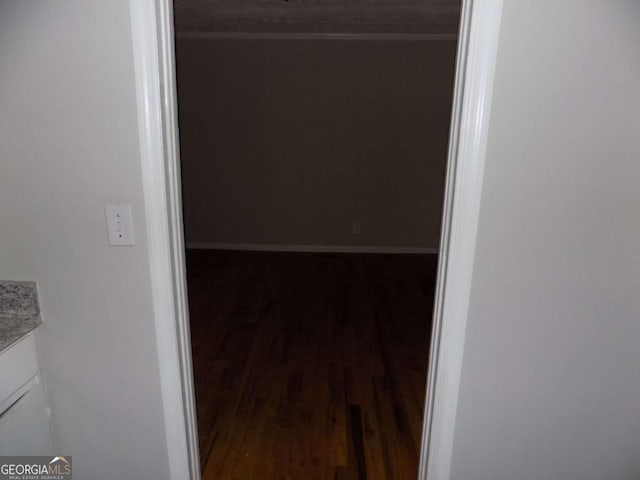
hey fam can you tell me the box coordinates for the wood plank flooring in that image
[186,250,437,480]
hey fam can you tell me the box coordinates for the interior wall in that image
[176,38,457,250]
[172,0,461,34]
[451,2,640,479]
[0,2,171,478]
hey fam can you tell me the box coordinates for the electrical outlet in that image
[352,222,361,235]
[105,205,135,246]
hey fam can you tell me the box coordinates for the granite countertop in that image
[0,281,42,353]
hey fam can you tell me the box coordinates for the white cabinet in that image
[0,334,39,402]
[0,333,53,454]
[0,380,52,455]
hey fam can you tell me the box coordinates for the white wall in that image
[0,1,172,478]
[451,2,640,479]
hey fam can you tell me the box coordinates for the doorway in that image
[171,1,461,478]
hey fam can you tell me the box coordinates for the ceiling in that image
[172,0,461,34]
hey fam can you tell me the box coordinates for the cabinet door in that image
[0,380,53,455]
[0,334,39,405]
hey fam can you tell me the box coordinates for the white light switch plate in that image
[105,205,135,246]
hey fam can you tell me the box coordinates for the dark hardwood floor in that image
[186,250,437,480]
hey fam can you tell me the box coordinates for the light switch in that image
[105,205,135,246]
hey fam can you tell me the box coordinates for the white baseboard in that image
[185,243,438,255]
[175,32,458,42]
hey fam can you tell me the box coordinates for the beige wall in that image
[0,1,172,477]
[451,2,640,479]
[176,38,456,249]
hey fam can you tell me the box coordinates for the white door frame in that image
[129,0,503,478]
[130,0,201,479]
[418,1,503,479]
